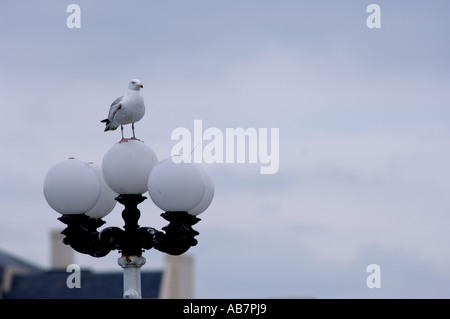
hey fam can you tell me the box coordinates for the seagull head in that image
[128,79,143,90]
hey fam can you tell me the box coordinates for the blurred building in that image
[0,230,194,299]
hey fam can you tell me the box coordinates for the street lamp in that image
[43,139,214,299]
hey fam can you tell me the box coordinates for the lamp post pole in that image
[44,140,214,299]
[118,255,146,299]
[116,193,147,300]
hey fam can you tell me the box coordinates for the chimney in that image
[159,254,193,299]
[50,229,74,270]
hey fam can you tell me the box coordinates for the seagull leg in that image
[119,125,128,143]
[130,123,141,141]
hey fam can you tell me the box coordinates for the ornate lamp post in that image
[43,140,214,299]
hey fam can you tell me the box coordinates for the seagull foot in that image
[119,137,143,143]
[119,138,131,143]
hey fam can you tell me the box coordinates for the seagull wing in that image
[106,96,123,122]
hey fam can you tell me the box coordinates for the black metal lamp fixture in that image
[43,140,214,298]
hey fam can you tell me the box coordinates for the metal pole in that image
[118,255,146,299]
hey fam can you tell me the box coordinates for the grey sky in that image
[1,1,450,298]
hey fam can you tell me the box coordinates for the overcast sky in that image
[1,1,450,298]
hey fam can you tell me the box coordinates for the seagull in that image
[101,79,145,142]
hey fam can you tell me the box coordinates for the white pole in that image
[118,255,146,299]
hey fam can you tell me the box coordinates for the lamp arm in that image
[152,211,201,256]
[58,214,119,257]
[58,197,202,258]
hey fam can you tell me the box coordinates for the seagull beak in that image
[138,84,143,88]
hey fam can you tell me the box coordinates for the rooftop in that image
[4,269,162,299]
[0,248,162,299]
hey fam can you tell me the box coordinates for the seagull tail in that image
[101,119,112,132]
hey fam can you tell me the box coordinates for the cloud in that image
[1,1,450,299]
[195,227,450,298]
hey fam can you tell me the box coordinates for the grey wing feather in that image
[108,96,123,121]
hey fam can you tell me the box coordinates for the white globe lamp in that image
[147,158,206,212]
[43,158,101,215]
[102,140,158,195]
[85,163,118,219]
[188,165,214,216]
